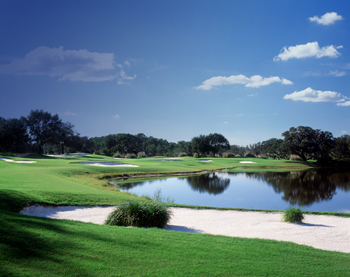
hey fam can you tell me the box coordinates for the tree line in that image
[1,110,350,163]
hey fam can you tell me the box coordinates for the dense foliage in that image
[1,110,350,162]
[105,201,172,228]
[282,207,305,223]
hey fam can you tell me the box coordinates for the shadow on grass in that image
[0,211,144,276]
[0,190,38,212]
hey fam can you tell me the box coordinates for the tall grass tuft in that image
[105,201,172,228]
[282,207,304,223]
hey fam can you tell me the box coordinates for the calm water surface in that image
[112,170,350,212]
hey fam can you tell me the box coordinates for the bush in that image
[282,207,304,223]
[245,152,256,158]
[113,152,122,158]
[178,152,188,157]
[193,153,199,158]
[290,155,302,161]
[137,152,146,158]
[105,201,172,228]
[222,152,234,158]
[125,153,137,159]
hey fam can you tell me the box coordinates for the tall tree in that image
[281,126,335,162]
[26,109,75,153]
[206,133,230,154]
[0,117,29,152]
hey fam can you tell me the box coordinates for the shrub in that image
[137,152,146,158]
[222,152,234,158]
[245,152,256,158]
[215,154,221,158]
[125,153,137,159]
[105,201,172,228]
[113,152,122,158]
[282,207,304,223]
[193,153,199,158]
[178,152,188,157]
[290,155,302,161]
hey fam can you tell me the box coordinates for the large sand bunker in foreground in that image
[20,205,350,253]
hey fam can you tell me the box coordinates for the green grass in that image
[0,154,349,276]
[1,211,350,277]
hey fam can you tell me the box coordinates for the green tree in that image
[114,133,142,154]
[26,109,75,154]
[206,133,230,155]
[333,135,350,159]
[0,117,29,152]
[281,126,335,162]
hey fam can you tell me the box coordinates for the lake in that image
[112,170,350,212]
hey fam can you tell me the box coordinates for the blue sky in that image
[1,0,350,145]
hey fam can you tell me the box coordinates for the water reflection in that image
[113,170,350,210]
[180,173,230,195]
[236,170,350,206]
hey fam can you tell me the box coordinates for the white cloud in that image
[274,42,342,61]
[284,87,348,104]
[195,74,293,90]
[124,61,130,67]
[113,114,121,119]
[64,111,78,116]
[337,101,350,107]
[329,70,346,77]
[117,70,136,84]
[0,46,136,83]
[309,12,343,25]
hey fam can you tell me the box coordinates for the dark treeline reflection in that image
[235,170,350,206]
[180,173,230,195]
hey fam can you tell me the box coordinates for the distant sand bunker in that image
[72,162,139,167]
[0,157,36,164]
[239,161,256,164]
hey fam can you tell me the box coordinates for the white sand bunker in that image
[200,160,212,162]
[20,205,350,253]
[239,161,256,164]
[0,157,36,164]
[72,162,139,167]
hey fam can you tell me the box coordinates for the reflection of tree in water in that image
[241,170,350,206]
[184,173,230,195]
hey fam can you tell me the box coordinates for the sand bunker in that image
[199,160,212,162]
[0,157,36,163]
[239,161,256,164]
[72,162,139,167]
[20,205,350,253]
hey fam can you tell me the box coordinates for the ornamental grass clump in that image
[105,201,172,228]
[282,207,304,223]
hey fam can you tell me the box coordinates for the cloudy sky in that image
[1,0,350,145]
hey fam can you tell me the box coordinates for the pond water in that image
[112,170,350,212]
